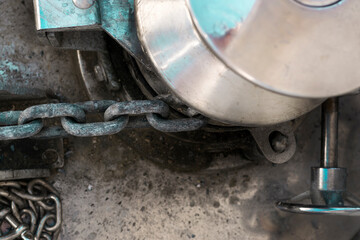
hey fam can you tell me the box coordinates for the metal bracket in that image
[33,0,149,65]
[249,122,297,164]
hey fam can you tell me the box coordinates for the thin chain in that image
[0,100,207,140]
[0,179,61,240]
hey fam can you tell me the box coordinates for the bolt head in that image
[269,131,289,153]
[73,0,95,9]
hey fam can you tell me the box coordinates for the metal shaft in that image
[321,98,339,168]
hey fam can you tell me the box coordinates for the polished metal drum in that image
[187,0,360,98]
[134,0,360,126]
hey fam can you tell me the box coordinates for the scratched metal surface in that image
[1,1,360,239]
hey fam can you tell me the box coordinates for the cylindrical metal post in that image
[321,98,339,168]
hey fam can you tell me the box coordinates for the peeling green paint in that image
[1,61,20,72]
[0,60,41,80]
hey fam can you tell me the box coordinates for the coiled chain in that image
[0,179,61,240]
[0,100,206,140]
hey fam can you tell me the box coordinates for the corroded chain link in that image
[0,100,206,140]
[0,179,61,240]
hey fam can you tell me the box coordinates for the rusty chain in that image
[0,100,207,239]
[0,100,206,239]
[0,179,61,240]
[0,100,206,140]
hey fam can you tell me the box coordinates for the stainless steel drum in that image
[187,0,360,98]
[134,0,358,126]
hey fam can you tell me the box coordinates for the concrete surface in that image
[2,1,360,239]
[53,100,360,240]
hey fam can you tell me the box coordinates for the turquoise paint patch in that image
[0,60,42,87]
[189,0,256,38]
[0,60,20,80]
[1,61,20,72]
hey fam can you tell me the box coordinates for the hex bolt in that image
[269,131,289,153]
[72,0,95,9]
[94,65,106,82]
[96,52,121,91]
[42,149,59,165]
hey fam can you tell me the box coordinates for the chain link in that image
[0,100,207,140]
[0,179,61,240]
